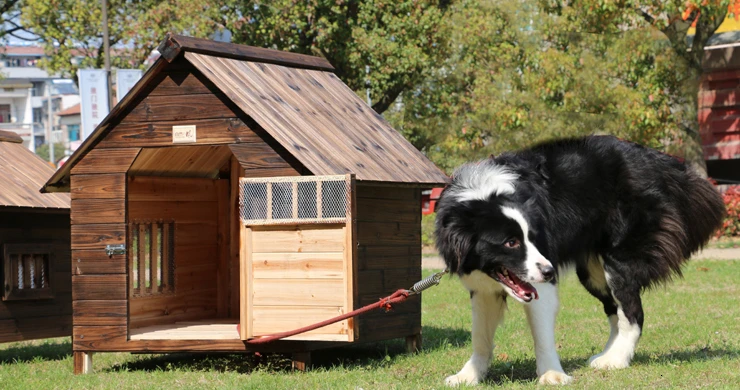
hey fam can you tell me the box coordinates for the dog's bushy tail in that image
[683,173,726,253]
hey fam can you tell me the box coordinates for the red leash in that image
[241,270,447,345]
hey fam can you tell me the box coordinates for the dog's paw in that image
[538,370,573,385]
[444,373,480,387]
[588,353,630,370]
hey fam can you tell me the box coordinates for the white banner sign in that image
[78,69,110,140]
[116,69,143,102]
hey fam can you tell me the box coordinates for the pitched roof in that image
[57,103,80,116]
[0,130,69,209]
[42,34,448,192]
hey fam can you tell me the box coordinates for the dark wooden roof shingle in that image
[0,131,69,209]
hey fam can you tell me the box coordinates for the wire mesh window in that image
[129,220,175,298]
[2,244,53,301]
[239,175,352,225]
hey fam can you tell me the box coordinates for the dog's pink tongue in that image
[509,272,539,300]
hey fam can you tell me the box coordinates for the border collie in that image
[435,135,724,386]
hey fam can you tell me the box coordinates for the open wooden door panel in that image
[238,175,356,342]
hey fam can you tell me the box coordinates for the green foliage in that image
[21,0,220,79]
[421,212,437,247]
[389,0,730,173]
[717,186,740,238]
[34,143,66,164]
[219,0,451,114]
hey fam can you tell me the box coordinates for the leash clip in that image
[408,269,448,295]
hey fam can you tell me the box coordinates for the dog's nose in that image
[538,263,555,282]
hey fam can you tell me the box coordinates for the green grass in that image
[2,260,739,389]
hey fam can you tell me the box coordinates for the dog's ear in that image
[535,156,550,181]
[435,209,474,274]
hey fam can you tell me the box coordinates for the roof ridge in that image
[0,130,23,143]
[157,33,335,72]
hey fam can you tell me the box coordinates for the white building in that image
[0,46,79,154]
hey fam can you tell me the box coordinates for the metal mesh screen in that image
[239,175,352,225]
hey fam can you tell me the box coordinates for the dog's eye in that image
[503,238,520,248]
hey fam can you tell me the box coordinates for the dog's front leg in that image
[445,287,505,386]
[523,282,572,385]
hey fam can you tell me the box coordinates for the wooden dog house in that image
[42,34,448,373]
[0,130,71,342]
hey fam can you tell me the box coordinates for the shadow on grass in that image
[631,346,740,366]
[0,338,72,364]
[108,325,470,374]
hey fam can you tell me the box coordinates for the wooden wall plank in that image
[70,174,125,199]
[73,300,127,326]
[252,306,348,337]
[128,176,218,202]
[252,252,344,279]
[251,225,345,253]
[70,148,140,175]
[129,290,218,328]
[126,93,234,122]
[252,279,344,306]
[99,118,260,148]
[72,250,126,276]
[71,198,126,224]
[72,275,127,301]
[148,70,214,96]
[71,223,125,250]
[229,143,293,170]
[0,293,72,320]
[0,316,72,343]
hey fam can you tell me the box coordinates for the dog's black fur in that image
[435,135,725,382]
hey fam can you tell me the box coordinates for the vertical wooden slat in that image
[138,224,147,296]
[229,157,243,317]
[345,174,357,341]
[239,225,253,340]
[22,254,30,290]
[129,224,136,297]
[150,221,159,292]
[162,222,171,291]
[216,179,230,318]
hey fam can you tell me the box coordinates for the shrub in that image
[716,185,740,238]
[421,213,437,247]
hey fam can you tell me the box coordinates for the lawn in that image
[1,259,739,389]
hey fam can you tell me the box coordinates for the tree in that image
[389,0,732,172]
[35,142,65,164]
[219,0,452,114]
[21,0,220,80]
[1,0,34,43]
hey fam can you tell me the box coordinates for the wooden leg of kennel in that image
[73,351,93,374]
[405,333,422,354]
[292,352,312,371]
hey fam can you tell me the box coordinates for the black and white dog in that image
[435,135,724,385]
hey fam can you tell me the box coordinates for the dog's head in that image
[435,160,555,303]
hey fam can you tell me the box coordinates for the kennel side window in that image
[2,244,54,301]
[239,175,353,225]
[128,220,175,298]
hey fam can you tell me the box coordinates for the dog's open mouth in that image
[493,268,539,302]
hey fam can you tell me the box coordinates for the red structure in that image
[701,43,740,183]
[421,187,444,215]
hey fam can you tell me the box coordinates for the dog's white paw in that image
[538,370,573,385]
[444,372,480,387]
[588,353,630,370]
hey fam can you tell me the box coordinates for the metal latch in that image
[105,244,126,257]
